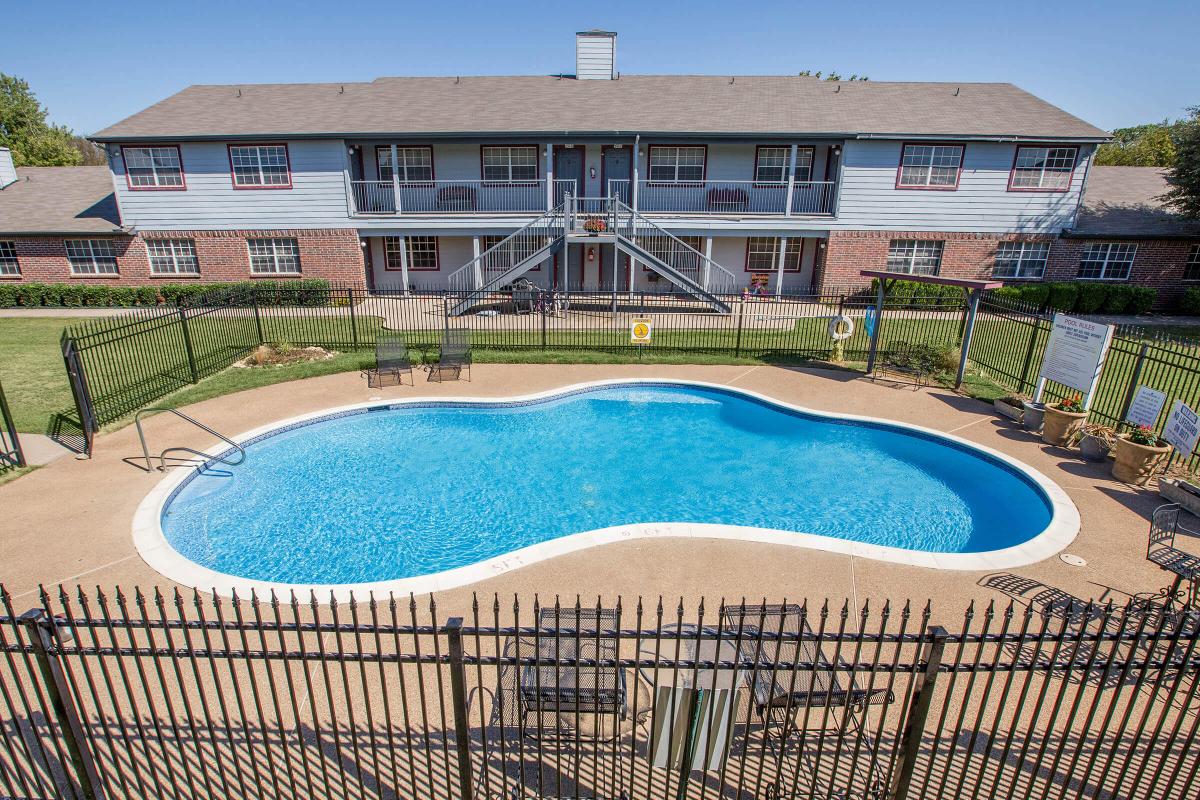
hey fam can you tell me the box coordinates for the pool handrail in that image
[134,407,246,472]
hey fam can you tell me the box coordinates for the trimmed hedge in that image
[992,281,1157,316]
[0,279,333,308]
[868,278,964,306]
[1180,288,1200,316]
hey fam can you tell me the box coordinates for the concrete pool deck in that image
[0,363,1185,621]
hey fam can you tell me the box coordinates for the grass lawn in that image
[0,318,77,432]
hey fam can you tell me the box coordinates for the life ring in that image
[828,315,855,341]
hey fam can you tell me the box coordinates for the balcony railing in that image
[349,179,577,215]
[608,179,836,215]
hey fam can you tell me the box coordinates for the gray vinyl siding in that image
[830,140,1093,233]
[112,139,352,230]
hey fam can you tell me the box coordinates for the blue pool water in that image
[161,384,1054,584]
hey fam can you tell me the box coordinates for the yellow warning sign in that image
[631,317,653,345]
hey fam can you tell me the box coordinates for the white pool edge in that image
[132,378,1081,602]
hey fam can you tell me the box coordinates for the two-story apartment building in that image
[4,31,1196,307]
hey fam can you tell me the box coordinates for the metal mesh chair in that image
[1147,504,1200,610]
[364,332,413,387]
[429,328,472,382]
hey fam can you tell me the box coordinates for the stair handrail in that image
[135,407,246,472]
[611,199,738,294]
[446,203,565,293]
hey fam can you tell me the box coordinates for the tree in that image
[0,73,82,166]
[1162,107,1200,219]
[1095,121,1178,167]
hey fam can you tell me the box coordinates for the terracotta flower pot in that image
[1110,435,1170,486]
[1042,405,1088,446]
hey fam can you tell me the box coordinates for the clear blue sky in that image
[5,0,1197,136]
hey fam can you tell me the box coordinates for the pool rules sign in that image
[1036,314,1115,408]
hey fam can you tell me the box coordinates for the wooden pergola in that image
[858,270,1003,390]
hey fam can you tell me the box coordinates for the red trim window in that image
[643,235,703,270]
[228,144,292,188]
[896,143,963,189]
[147,239,199,275]
[65,239,119,275]
[886,240,943,276]
[481,146,539,183]
[481,234,541,271]
[382,237,406,271]
[647,146,706,184]
[376,146,434,183]
[248,238,301,274]
[0,241,19,276]
[1008,146,1078,191]
[753,146,815,184]
[993,241,1049,280]
[121,145,185,190]
[404,236,439,271]
[746,237,804,272]
[1185,244,1200,282]
[1077,242,1136,281]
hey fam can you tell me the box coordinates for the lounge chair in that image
[364,332,413,387]
[720,604,894,744]
[1147,504,1200,611]
[429,328,471,382]
[519,607,626,741]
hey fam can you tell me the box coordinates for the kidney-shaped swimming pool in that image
[135,380,1078,595]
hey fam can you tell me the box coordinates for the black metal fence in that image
[1,586,1198,800]
[0,375,25,471]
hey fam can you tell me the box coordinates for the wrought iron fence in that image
[1,586,1198,800]
[0,375,25,470]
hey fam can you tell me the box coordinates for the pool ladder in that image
[134,407,246,472]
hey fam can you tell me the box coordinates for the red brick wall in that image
[815,229,1197,310]
[0,229,366,287]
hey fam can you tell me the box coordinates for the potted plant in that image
[1042,394,1088,446]
[1111,424,1171,485]
[583,216,607,235]
[1073,423,1116,462]
[994,395,1026,423]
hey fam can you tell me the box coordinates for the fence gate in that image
[59,334,97,456]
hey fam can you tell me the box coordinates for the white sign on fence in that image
[1036,314,1115,404]
[1125,385,1168,428]
[1163,400,1200,456]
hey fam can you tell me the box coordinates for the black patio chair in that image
[1147,504,1200,611]
[429,328,472,382]
[363,332,413,387]
[720,604,894,744]
[519,607,626,742]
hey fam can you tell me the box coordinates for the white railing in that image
[609,179,836,215]
[446,204,565,294]
[349,179,565,215]
[610,200,738,296]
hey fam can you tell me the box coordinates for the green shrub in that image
[994,283,1051,308]
[134,287,159,305]
[1179,288,1200,315]
[871,278,962,307]
[15,284,47,306]
[1128,287,1157,315]
[1045,283,1080,312]
[1101,284,1134,314]
[0,279,332,308]
[0,284,17,307]
[1074,282,1109,314]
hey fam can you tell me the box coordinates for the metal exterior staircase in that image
[446,196,737,315]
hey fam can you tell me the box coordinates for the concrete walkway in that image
[11,432,77,466]
[0,364,1182,620]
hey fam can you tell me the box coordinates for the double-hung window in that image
[754,147,814,183]
[229,144,291,188]
[481,146,538,182]
[1009,146,1077,191]
[993,241,1050,280]
[648,146,705,183]
[897,144,963,188]
[65,240,118,275]
[746,237,804,272]
[0,242,18,276]
[886,240,943,276]
[147,239,199,275]
[1184,244,1200,281]
[248,238,301,274]
[122,146,184,189]
[405,236,439,270]
[1078,242,1136,281]
[377,147,433,182]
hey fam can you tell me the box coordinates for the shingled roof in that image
[91,75,1108,141]
[0,167,123,235]
[1071,167,1200,239]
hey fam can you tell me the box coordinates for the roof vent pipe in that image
[575,30,616,80]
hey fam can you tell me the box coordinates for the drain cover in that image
[1060,553,1087,567]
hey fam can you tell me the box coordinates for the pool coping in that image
[132,378,1081,601]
